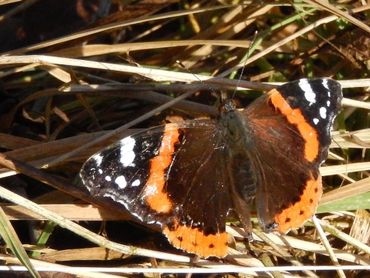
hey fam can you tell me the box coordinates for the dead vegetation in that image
[0,0,369,277]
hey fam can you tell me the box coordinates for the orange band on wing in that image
[274,174,322,233]
[269,89,319,162]
[163,221,228,258]
[143,125,180,213]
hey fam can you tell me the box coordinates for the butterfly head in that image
[220,99,237,114]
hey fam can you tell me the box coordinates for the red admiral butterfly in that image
[80,78,342,258]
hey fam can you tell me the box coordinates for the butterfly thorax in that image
[220,107,255,155]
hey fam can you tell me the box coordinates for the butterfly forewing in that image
[80,126,165,225]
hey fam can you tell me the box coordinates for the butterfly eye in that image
[224,100,236,112]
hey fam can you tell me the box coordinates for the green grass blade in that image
[318,192,370,213]
[0,207,40,278]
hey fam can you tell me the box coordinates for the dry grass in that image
[0,1,369,277]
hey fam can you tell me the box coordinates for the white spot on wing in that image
[322,79,329,90]
[327,100,331,107]
[319,107,327,119]
[322,79,331,97]
[121,151,135,167]
[131,179,141,187]
[105,176,111,182]
[115,175,127,189]
[92,154,103,166]
[299,79,316,104]
[119,136,136,167]
[98,169,103,174]
[313,118,319,125]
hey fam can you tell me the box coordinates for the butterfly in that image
[80,78,342,258]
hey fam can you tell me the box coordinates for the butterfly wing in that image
[80,120,231,257]
[241,78,342,232]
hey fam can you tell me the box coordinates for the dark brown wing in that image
[240,79,342,232]
[80,120,232,257]
[162,121,232,257]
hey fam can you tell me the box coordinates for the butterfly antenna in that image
[175,60,225,105]
[176,60,204,84]
[230,31,259,100]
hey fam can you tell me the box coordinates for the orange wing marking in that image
[163,221,228,258]
[269,89,319,162]
[274,174,322,232]
[143,124,180,213]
